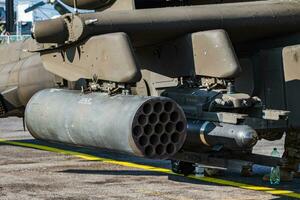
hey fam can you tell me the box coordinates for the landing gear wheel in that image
[171,160,195,176]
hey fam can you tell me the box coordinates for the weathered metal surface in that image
[282,45,300,129]
[36,29,241,82]
[139,30,241,79]
[33,1,300,47]
[0,40,56,112]
[60,0,266,11]
[184,120,258,151]
[25,89,187,159]
[235,47,289,132]
[61,0,116,10]
[40,33,141,83]
[32,17,69,44]
[190,30,241,78]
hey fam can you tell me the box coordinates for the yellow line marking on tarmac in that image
[0,138,299,199]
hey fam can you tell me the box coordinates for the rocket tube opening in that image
[130,97,187,158]
[155,144,164,155]
[149,113,158,124]
[171,132,180,143]
[165,122,175,133]
[164,102,173,112]
[170,112,179,122]
[144,124,153,135]
[143,103,152,115]
[139,136,148,147]
[150,135,159,145]
[159,113,169,123]
[160,134,169,144]
[166,144,175,154]
[154,102,163,114]
[138,114,147,125]
[155,124,164,134]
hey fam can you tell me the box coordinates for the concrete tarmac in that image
[0,117,299,200]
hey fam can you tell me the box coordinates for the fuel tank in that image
[25,89,187,159]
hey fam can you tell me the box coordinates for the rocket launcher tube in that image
[25,89,187,159]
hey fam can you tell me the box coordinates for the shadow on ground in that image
[1,139,299,200]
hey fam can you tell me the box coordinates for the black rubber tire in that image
[171,160,195,176]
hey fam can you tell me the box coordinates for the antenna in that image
[73,0,78,13]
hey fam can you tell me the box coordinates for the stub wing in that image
[41,32,141,83]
